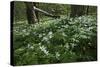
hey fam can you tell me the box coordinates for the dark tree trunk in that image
[25,2,37,24]
[70,5,86,17]
[25,2,60,24]
[86,6,89,15]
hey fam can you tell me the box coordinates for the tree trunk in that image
[33,3,39,22]
[25,2,38,24]
[70,5,85,17]
[86,6,89,15]
[25,2,60,24]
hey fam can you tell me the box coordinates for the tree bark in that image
[86,6,89,15]
[25,2,60,24]
[70,5,86,17]
[33,3,39,22]
[25,2,38,24]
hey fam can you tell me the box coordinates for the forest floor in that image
[13,15,97,65]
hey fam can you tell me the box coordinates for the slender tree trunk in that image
[86,6,89,15]
[33,3,39,22]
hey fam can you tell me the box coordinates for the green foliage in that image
[13,15,97,65]
[14,2,27,22]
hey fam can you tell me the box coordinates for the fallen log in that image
[33,6,60,19]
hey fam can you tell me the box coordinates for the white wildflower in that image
[39,34,42,38]
[56,52,60,57]
[48,31,53,35]
[22,29,26,32]
[49,35,53,38]
[39,46,49,55]
[27,44,31,48]
[55,52,60,59]
[64,43,70,50]
[62,32,66,36]
[43,33,46,36]
[30,46,34,49]
[42,37,48,41]
[38,43,41,45]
